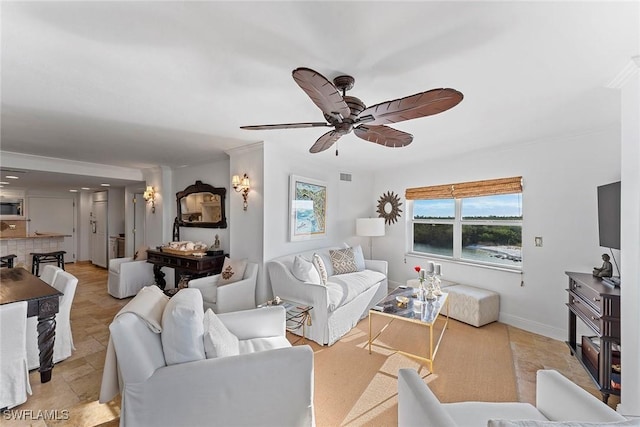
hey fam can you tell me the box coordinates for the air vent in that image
[340,173,352,182]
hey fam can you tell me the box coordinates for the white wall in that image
[373,127,621,340]
[262,142,375,298]
[142,166,171,248]
[124,184,147,257]
[617,60,640,417]
[107,188,125,237]
[228,143,266,303]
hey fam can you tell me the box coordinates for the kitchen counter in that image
[0,233,70,270]
[0,233,71,241]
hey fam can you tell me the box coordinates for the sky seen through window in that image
[414,194,522,218]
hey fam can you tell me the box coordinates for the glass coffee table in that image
[258,299,313,344]
[368,286,449,372]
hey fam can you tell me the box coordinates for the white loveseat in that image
[267,245,388,346]
[398,368,630,427]
[100,286,314,427]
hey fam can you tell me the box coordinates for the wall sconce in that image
[143,186,156,213]
[232,174,250,211]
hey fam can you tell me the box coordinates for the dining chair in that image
[0,301,31,409]
[0,254,17,268]
[26,271,78,370]
[40,265,63,286]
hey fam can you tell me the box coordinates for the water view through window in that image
[413,194,522,267]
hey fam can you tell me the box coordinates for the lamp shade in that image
[356,218,385,237]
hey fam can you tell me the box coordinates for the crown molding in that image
[225,141,264,157]
[0,151,144,180]
[607,56,640,89]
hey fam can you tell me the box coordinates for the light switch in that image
[534,236,543,247]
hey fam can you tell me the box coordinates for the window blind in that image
[405,176,523,200]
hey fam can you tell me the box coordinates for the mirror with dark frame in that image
[176,180,227,229]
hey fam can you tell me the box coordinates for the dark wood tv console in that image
[565,271,621,403]
[146,249,227,290]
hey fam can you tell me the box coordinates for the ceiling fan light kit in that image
[241,67,463,155]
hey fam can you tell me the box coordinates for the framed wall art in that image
[289,175,327,241]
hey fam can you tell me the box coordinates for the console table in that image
[146,249,227,290]
[565,271,621,403]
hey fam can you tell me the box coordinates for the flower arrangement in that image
[414,265,425,287]
[414,264,437,301]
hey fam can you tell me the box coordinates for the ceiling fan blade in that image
[354,125,413,148]
[359,88,463,125]
[309,130,343,153]
[240,122,331,130]
[292,67,351,122]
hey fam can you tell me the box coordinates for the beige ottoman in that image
[442,284,500,327]
[405,279,500,327]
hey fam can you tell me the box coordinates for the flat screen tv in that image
[597,181,621,250]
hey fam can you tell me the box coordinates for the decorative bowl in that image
[396,296,409,307]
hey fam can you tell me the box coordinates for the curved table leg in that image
[37,315,56,383]
[153,264,166,290]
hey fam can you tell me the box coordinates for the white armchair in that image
[188,262,258,313]
[0,301,31,409]
[108,257,175,299]
[26,270,78,369]
[99,287,314,427]
[398,368,628,427]
[108,257,154,299]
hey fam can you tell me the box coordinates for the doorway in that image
[91,192,108,268]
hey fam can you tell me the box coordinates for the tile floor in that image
[0,262,619,426]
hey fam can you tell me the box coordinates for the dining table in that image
[0,267,62,383]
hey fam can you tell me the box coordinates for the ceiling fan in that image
[240,67,463,155]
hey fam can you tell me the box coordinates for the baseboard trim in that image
[388,279,404,291]
[499,312,566,341]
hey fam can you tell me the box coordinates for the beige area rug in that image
[311,316,518,427]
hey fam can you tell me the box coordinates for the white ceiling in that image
[1,1,638,189]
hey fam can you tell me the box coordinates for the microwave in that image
[0,198,24,216]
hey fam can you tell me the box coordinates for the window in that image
[408,177,523,268]
[413,199,454,257]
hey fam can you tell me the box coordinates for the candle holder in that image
[433,274,443,296]
[425,272,436,301]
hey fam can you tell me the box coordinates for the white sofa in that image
[267,245,388,346]
[398,368,630,427]
[99,286,314,427]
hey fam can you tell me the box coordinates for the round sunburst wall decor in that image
[376,191,403,225]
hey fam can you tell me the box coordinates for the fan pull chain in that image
[335,140,339,156]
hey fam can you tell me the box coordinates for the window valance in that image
[405,176,523,200]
